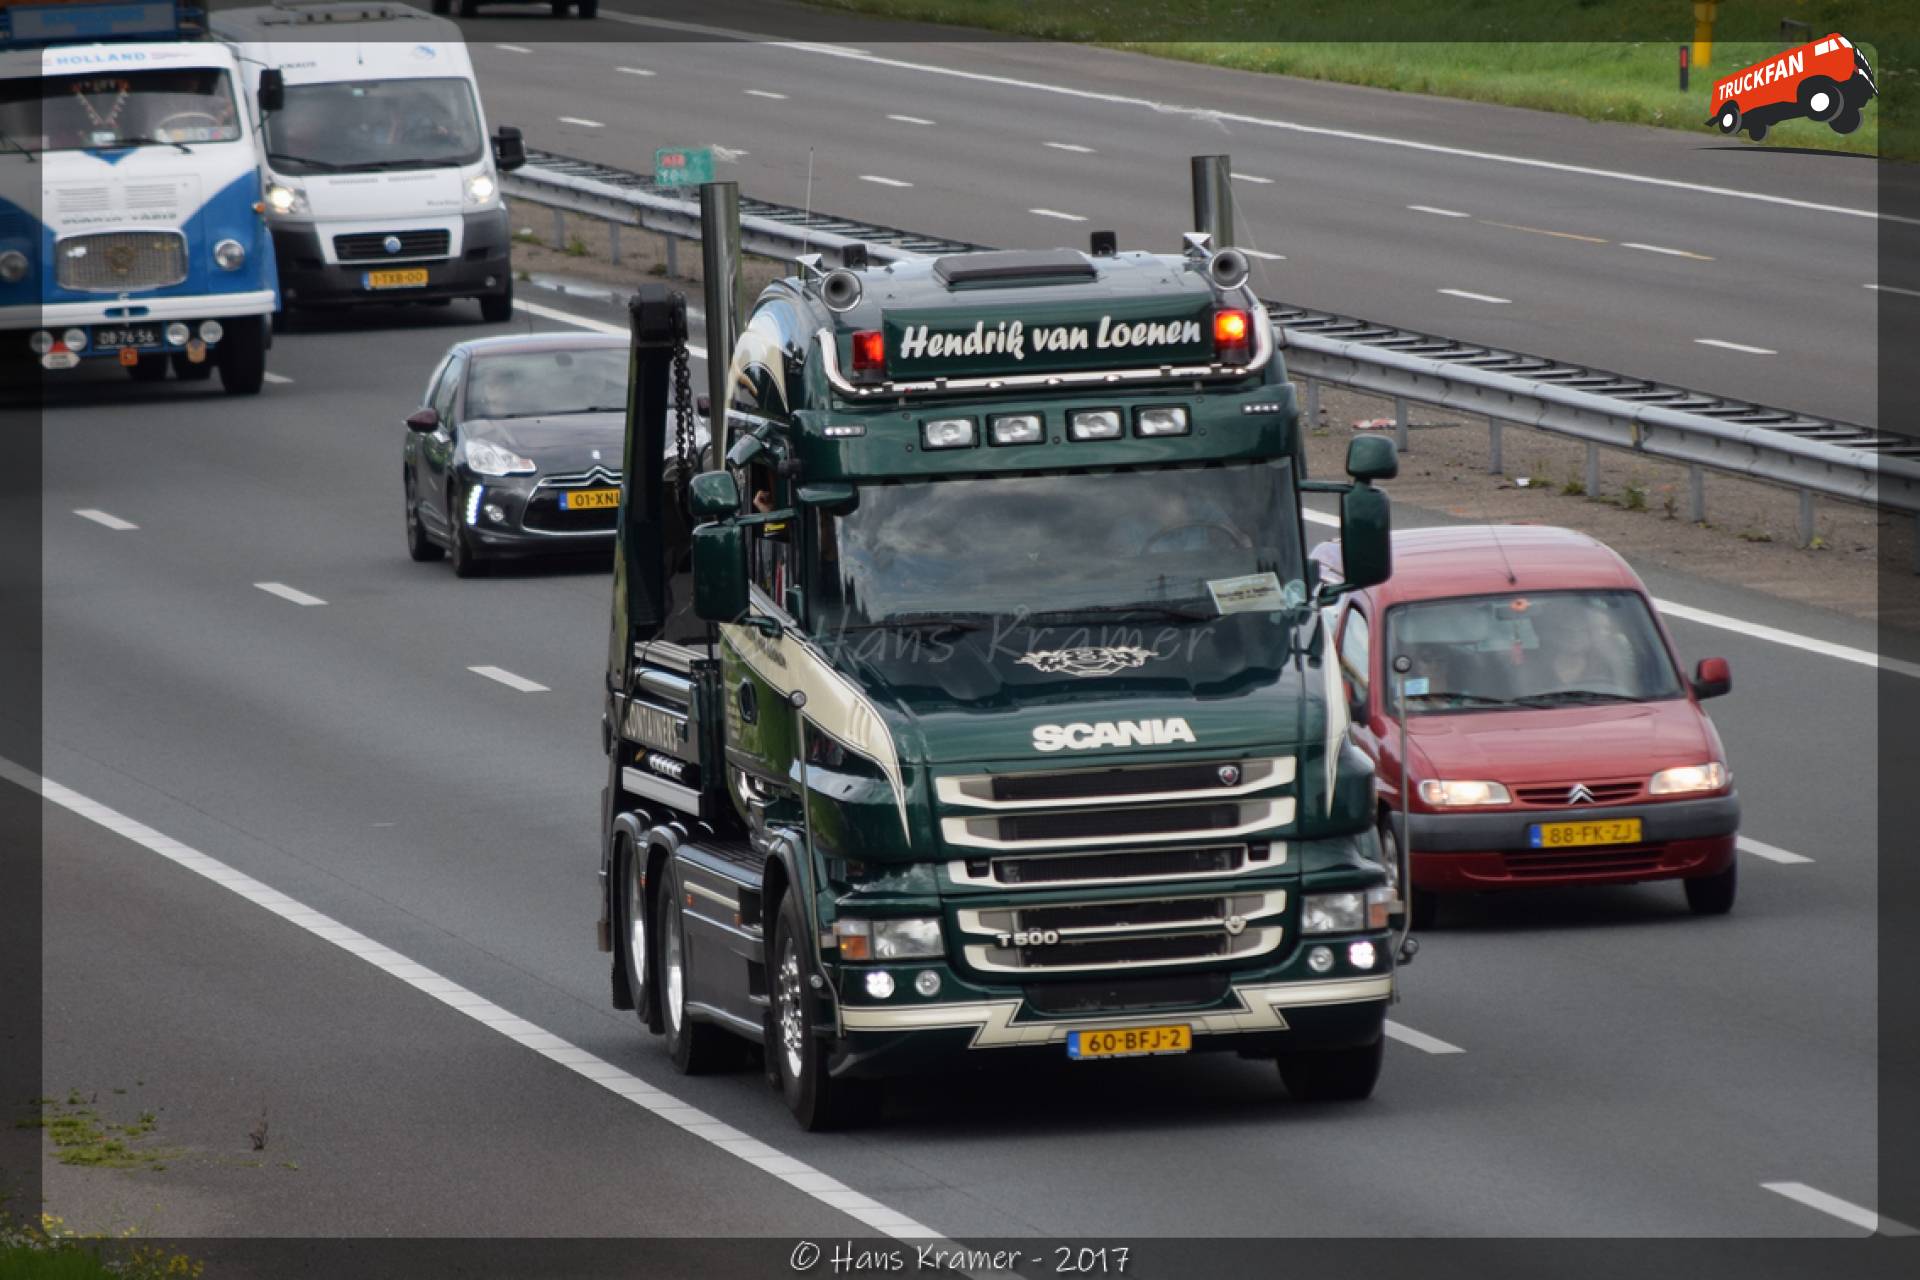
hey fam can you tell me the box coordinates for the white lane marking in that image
[616,66,655,77]
[1385,1020,1465,1055]
[1865,283,1920,298]
[254,582,326,607]
[1030,208,1087,222]
[887,113,935,125]
[558,116,605,129]
[1044,141,1094,153]
[606,12,1902,226]
[1232,173,1274,184]
[1300,509,1920,679]
[1242,248,1287,260]
[1694,338,1777,355]
[10,764,943,1243]
[1622,241,1715,261]
[512,299,709,359]
[1761,1182,1916,1235]
[468,665,549,693]
[1438,288,1511,304]
[494,43,532,54]
[1408,204,1471,218]
[73,509,137,531]
[262,371,294,384]
[1740,837,1813,865]
[859,174,913,187]
[744,89,788,100]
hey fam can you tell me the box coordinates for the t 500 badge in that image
[1709,33,1875,142]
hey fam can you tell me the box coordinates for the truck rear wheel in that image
[1277,1036,1384,1103]
[1684,858,1737,916]
[1798,76,1844,122]
[171,352,213,381]
[659,858,731,1073]
[127,354,168,383]
[616,839,657,1026]
[1830,105,1863,135]
[1715,102,1742,135]
[770,890,878,1131]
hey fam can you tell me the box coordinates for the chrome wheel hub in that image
[664,894,684,1032]
[626,864,647,992]
[775,937,806,1083]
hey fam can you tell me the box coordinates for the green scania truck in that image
[596,230,1404,1129]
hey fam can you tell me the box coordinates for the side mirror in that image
[258,69,285,115]
[1692,656,1731,700]
[1346,434,1399,482]
[692,524,749,623]
[492,125,527,173]
[1337,481,1392,590]
[405,407,439,432]
[688,470,740,520]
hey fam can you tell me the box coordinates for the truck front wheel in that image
[770,891,877,1131]
[218,317,267,395]
[658,858,730,1073]
[1277,1036,1384,1103]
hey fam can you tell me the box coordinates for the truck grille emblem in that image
[1218,765,1241,786]
[1016,646,1155,679]
[1567,783,1596,804]
[383,235,403,255]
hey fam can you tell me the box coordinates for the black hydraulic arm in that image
[608,285,688,684]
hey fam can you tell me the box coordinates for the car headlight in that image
[213,238,246,270]
[0,250,27,283]
[1649,762,1728,795]
[263,182,306,215]
[833,916,943,961]
[465,172,497,205]
[1302,892,1366,935]
[1418,779,1510,807]
[463,440,536,476]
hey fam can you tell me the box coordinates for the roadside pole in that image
[699,181,743,468]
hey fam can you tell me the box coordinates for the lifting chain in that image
[670,337,695,521]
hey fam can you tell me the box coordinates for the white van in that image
[212,1,526,324]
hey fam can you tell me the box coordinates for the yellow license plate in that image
[365,268,429,289]
[1067,1024,1191,1060]
[1529,819,1642,849]
[561,488,620,510]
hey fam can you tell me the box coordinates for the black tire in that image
[1410,888,1439,932]
[1746,121,1769,143]
[127,354,168,383]
[1379,814,1434,929]
[551,0,571,14]
[1797,76,1844,122]
[1830,105,1863,136]
[218,317,266,395]
[1684,858,1737,916]
[1715,102,1742,136]
[1277,1035,1384,1103]
[769,888,878,1131]
[447,491,485,578]
[658,859,731,1074]
[271,308,295,335]
[171,352,213,381]
[404,476,444,562]
[579,0,598,15]
[616,839,658,1027]
[479,279,513,324]
[430,0,450,11]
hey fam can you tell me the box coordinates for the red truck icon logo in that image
[1710,33,1876,142]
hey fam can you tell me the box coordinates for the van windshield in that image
[0,69,242,152]
[265,78,482,173]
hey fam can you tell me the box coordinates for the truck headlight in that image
[1649,762,1728,795]
[1302,892,1366,935]
[465,172,497,205]
[263,182,306,215]
[1134,406,1190,437]
[463,439,537,476]
[988,413,1043,445]
[0,250,27,283]
[214,238,246,270]
[920,417,975,450]
[834,916,943,961]
[1067,408,1122,441]
[1418,779,1510,807]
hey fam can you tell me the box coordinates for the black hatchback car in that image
[403,332,634,576]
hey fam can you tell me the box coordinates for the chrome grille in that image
[949,843,1273,890]
[943,797,1291,850]
[334,229,451,262]
[56,232,186,292]
[1515,779,1642,806]
[958,889,1286,973]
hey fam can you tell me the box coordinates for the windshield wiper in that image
[0,130,36,163]
[105,136,190,154]
[267,151,343,171]
[1026,601,1213,623]
[832,610,993,636]
[1511,689,1641,706]
[1403,691,1516,708]
[544,405,627,415]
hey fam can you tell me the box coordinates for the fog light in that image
[1307,945,1334,974]
[484,503,506,525]
[914,970,941,998]
[62,328,87,352]
[864,970,895,999]
[198,319,224,344]
[29,330,54,354]
[1347,941,1377,971]
[165,322,190,347]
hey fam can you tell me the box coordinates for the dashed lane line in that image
[1043,141,1094,154]
[1385,1021,1466,1055]
[887,113,935,125]
[859,174,913,187]
[263,372,294,384]
[1479,220,1608,244]
[1408,204,1470,218]
[1030,208,1087,222]
[467,666,549,693]
[494,43,532,54]
[1761,1182,1915,1235]
[1241,249,1286,260]
[1865,283,1920,298]
[1438,288,1512,304]
[1739,838,1814,866]
[512,298,708,359]
[73,509,137,531]
[1232,173,1274,184]
[1695,338,1777,355]
[616,66,655,77]
[744,89,788,100]
[254,582,326,607]
[558,116,605,129]
[1622,242,1715,261]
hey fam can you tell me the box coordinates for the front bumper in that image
[456,471,619,556]
[273,209,510,307]
[4,290,278,333]
[1406,793,1739,890]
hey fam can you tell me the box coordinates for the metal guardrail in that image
[504,147,1918,543]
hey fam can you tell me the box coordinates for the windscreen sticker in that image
[1402,676,1431,697]
[1206,572,1287,615]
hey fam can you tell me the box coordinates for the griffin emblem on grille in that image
[105,245,136,276]
[1016,646,1155,678]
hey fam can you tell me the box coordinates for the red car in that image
[1310,526,1738,928]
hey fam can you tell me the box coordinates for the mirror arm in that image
[1298,479,1353,495]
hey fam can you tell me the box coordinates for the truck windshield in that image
[1383,590,1684,714]
[808,459,1305,633]
[264,78,482,173]
[0,69,242,152]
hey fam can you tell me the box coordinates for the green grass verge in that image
[803,1,1905,159]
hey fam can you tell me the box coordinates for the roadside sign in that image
[654,147,714,188]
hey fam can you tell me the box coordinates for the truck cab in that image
[601,239,1403,1129]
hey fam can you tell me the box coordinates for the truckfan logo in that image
[1709,33,1876,142]
[1016,646,1156,678]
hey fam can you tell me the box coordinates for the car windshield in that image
[464,348,629,419]
[265,78,481,173]
[1383,589,1683,713]
[807,459,1306,633]
[0,68,242,152]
